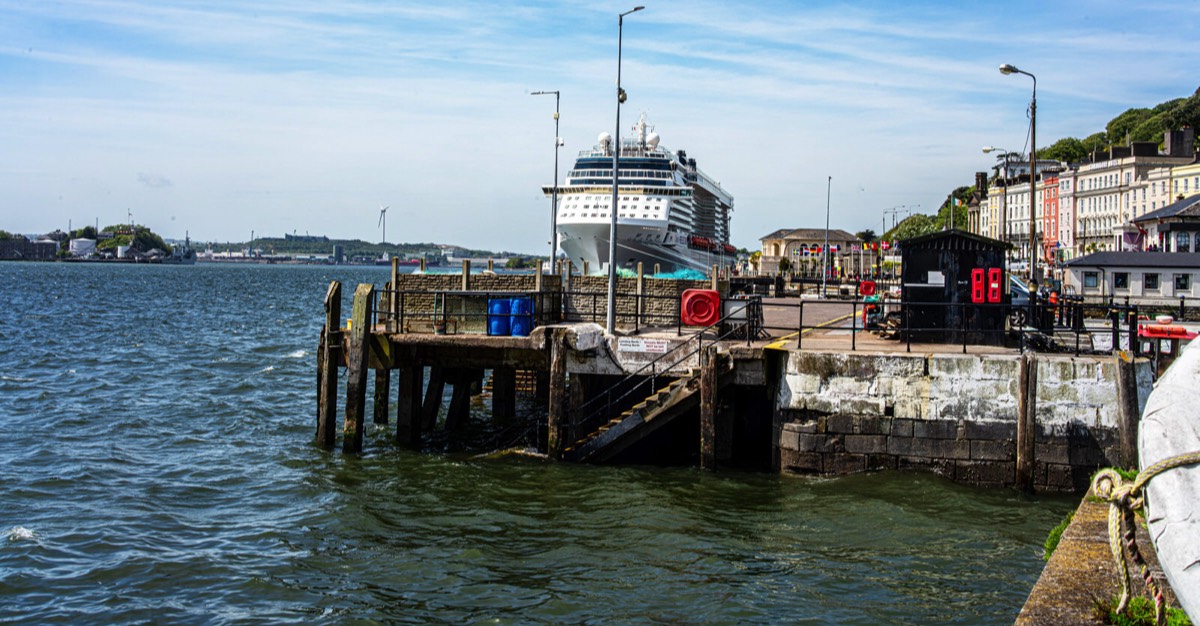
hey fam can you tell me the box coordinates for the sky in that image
[2,0,1199,253]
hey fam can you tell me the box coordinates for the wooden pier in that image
[314,263,764,467]
[314,265,1154,491]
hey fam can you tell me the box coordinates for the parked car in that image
[1010,275,1031,327]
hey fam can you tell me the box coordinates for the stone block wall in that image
[565,275,723,328]
[775,351,1149,491]
[372,271,723,332]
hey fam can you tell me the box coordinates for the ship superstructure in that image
[543,114,734,275]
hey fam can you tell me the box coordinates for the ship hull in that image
[558,221,734,275]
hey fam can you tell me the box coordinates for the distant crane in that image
[377,204,389,244]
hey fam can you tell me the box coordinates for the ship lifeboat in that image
[722,243,737,254]
[688,236,715,250]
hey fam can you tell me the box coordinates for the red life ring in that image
[681,289,721,326]
[859,280,877,297]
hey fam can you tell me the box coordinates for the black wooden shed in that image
[899,229,1011,345]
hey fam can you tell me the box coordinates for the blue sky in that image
[2,0,1198,252]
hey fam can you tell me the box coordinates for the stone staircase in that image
[563,369,701,463]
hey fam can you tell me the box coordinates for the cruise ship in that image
[543,114,734,275]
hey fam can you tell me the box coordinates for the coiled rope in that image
[1091,451,1200,625]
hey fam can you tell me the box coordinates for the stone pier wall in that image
[775,351,1153,491]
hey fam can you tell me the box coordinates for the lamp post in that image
[606,5,644,334]
[1000,63,1038,289]
[821,176,831,297]
[982,147,1011,245]
[531,90,562,273]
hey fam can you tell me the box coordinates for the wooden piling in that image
[700,345,718,470]
[547,330,568,459]
[445,369,475,431]
[372,367,391,425]
[1115,351,1140,469]
[1016,353,1037,490]
[492,366,516,422]
[316,281,342,448]
[396,358,424,446]
[343,283,374,453]
[421,365,447,431]
[390,257,400,332]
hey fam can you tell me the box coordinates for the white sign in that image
[617,337,671,353]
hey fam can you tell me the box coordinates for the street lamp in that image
[607,5,644,334]
[531,90,562,273]
[1000,63,1038,289]
[821,176,831,298]
[982,146,1010,245]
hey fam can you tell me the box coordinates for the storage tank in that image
[69,238,96,256]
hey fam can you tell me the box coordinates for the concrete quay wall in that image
[775,351,1154,491]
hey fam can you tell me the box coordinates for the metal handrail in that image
[572,309,749,442]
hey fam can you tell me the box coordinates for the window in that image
[1113,272,1129,289]
[1145,273,1160,290]
[1176,231,1192,253]
[1084,272,1099,288]
[1175,274,1191,291]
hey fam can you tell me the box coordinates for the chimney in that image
[1165,128,1195,157]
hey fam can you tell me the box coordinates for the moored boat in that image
[544,114,734,275]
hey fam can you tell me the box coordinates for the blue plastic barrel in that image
[510,297,534,337]
[487,298,511,336]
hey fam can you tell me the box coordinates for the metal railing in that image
[570,309,751,446]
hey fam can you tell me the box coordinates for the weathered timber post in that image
[445,369,476,431]
[421,366,447,431]
[700,345,718,470]
[390,257,400,332]
[461,259,470,291]
[535,262,543,294]
[711,264,718,290]
[1115,350,1140,469]
[316,281,342,448]
[653,263,660,275]
[636,262,645,329]
[343,283,374,453]
[492,366,517,422]
[1016,353,1038,490]
[396,357,424,446]
[372,367,391,425]
[547,329,569,459]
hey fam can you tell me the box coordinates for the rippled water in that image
[0,262,1075,624]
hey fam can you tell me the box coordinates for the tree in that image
[893,214,936,241]
[1106,107,1153,145]
[778,257,791,275]
[1039,137,1086,163]
[855,229,877,242]
[1080,132,1109,156]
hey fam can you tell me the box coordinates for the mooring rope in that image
[1091,450,1200,625]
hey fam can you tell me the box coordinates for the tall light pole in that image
[821,176,831,298]
[982,146,1011,245]
[607,5,643,334]
[531,90,562,272]
[1000,63,1038,288]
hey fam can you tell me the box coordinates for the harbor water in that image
[0,262,1076,624]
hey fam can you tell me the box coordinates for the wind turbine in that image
[377,204,389,244]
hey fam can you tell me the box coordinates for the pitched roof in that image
[759,228,859,242]
[1063,251,1200,269]
[1133,195,1200,223]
